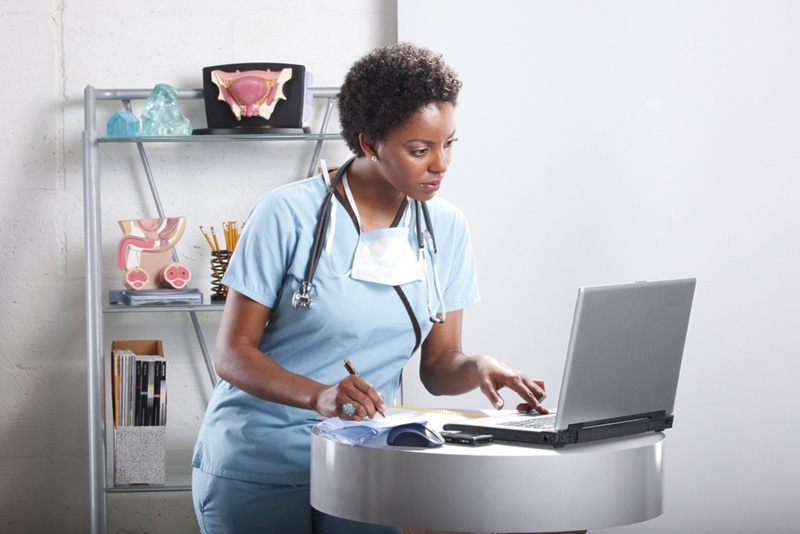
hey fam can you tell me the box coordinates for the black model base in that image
[193,126,311,135]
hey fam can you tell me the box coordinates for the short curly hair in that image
[338,42,462,157]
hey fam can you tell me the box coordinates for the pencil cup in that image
[210,250,231,302]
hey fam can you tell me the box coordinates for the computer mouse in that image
[386,422,445,448]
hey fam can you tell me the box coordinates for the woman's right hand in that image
[315,375,387,420]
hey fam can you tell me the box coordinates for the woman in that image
[192,42,548,534]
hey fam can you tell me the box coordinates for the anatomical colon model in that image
[117,217,191,290]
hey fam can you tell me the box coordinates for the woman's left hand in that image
[473,355,549,414]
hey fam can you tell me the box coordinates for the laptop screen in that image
[554,278,696,430]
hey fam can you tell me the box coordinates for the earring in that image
[370,155,378,163]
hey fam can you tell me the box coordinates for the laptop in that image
[444,278,696,448]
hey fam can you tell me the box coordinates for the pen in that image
[342,359,386,418]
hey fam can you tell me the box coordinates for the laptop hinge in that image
[553,411,673,448]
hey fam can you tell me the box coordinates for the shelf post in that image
[83,85,108,534]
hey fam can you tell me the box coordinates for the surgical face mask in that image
[350,226,423,286]
[342,174,423,286]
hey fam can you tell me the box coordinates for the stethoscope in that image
[292,156,446,324]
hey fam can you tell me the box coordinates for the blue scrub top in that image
[192,174,480,485]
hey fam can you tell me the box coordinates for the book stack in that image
[112,349,167,428]
[110,340,166,486]
[108,287,203,307]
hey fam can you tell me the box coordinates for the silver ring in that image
[342,401,356,417]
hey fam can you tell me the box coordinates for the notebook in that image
[444,278,696,448]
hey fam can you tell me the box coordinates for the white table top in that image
[310,416,665,533]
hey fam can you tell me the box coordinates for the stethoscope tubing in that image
[294,156,444,323]
[307,157,356,286]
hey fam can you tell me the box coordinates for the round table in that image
[310,427,664,533]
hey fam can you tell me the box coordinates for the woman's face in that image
[372,102,457,202]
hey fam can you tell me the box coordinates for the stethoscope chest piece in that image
[292,280,314,310]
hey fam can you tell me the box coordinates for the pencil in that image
[342,359,386,417]
[199,225,216,251]
[231,221,239,250]
[210,226,221,252]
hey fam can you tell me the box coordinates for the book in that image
[153,360,161,426]
[108,288,203,307]
[110,348,167,427]
[112,351,121,428]
[134,359,143,426]
[157,359,167,425]
[145,359,154,425]
[390,405,489,419]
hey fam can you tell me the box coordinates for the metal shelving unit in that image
[82,85,341,534]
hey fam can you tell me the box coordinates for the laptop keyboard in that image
[500,414,556,430]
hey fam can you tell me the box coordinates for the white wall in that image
[5,1,799,532]
[0,1,394,533]
[400,1,800,533]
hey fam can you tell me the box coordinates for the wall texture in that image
[0,2,394,533]
[399,1,800,533]
[8,1,799,533]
